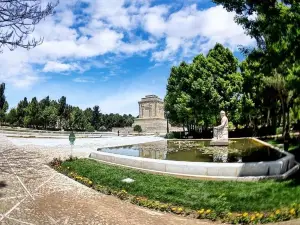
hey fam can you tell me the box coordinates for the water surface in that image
[97,139,283,163]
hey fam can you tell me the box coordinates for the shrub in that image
[276,127,283,135]
[85,124,95,132]
[165,132,175,139]
[133,125,142,133]
[49,157,62,167]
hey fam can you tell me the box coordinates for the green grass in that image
[62,158,300,213]
[265,137,300,152]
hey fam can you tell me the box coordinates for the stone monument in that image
[210,110,229,146]
[132,95,168,134]
[112,95,183,135]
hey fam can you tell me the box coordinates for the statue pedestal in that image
[210,140,229,146]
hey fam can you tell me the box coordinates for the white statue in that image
[212,111,228,141]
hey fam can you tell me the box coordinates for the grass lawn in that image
[62,158,300,213]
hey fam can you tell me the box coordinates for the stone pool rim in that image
[89,138,299,181]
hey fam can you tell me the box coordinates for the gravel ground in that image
[1,135,300,225]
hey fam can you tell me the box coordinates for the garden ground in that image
[1,135,300,224]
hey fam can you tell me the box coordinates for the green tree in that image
[16,97,28,126]
[41,104,58,129]
[58,96,67,129]
[69,107,87,131]
[26,97,40,128]
[213,0,300,146]
[6,108,17,126]
[263,72,296,140]
[165,44,243,133]
[0,83,8,125]
[92,105,101,130]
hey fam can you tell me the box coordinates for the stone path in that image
[0,136,214,225]
[1,136,300,225]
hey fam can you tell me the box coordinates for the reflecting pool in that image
[97,139,283,163]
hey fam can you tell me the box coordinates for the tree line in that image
[0,86,135,131]
[165,0,300,149]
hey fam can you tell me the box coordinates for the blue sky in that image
[0,0,253,116]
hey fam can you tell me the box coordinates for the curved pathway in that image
[0,136,299,225]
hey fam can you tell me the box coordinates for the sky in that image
[0,0,254,116]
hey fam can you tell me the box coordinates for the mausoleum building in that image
[132,95,168,133]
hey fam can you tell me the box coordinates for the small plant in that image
[49,157,62,168]
[133,125,142,133]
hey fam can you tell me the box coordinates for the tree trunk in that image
[281,98,286,137]
[267,108,270,126]
[284,109,290,151]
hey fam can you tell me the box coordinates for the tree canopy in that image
[4,94,135,131]
[165,43,243,132]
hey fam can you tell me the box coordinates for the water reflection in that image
[212,147,228,162]
[98,139,283,163]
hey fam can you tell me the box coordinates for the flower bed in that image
[50,157,300,224]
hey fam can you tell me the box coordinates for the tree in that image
[0,0,58,52]
[16,97,28,126]
[213,0,300,146]
[6,108,17,125]
[0,83,8,125]
[26,97,40,128]
[264,72,296,141]
[165,44,243,133]
[41,104,58,129]
[69,107,89,131]
[92,105,101,130]
[57,96,66,129]
[165,62,194,132]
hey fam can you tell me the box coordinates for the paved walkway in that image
[0,136,213,225]
[1,136,300,225]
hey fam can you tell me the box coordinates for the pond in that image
[97,139,284,163]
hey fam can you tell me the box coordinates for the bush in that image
[276,127,283,135]
[165,132,175,139]
[85,124,95,132]
[133,125,142,133]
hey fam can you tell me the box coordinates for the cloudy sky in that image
[0,0,254,116]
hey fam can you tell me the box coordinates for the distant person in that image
[118,130,119,136]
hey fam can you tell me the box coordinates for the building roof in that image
[139,95,163,103]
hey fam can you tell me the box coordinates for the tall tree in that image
[25,97,40,128]
[41,103,58,129]
[16,97,28,126]
[0,83,8,125]
[0,0,58,52]
[58,96,66,129]
[213,0,300,147]
[92,105,101,130]
[165,44,243,133]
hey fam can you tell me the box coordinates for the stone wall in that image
[112,127,133,134]
[132,118,167,134]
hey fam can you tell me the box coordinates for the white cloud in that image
[0,0,254,90]
[143,5,169,37]
[43,61,81,72]
[73,77,95,83]
[146,4,255,61]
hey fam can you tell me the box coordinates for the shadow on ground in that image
[0,180,7,197]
